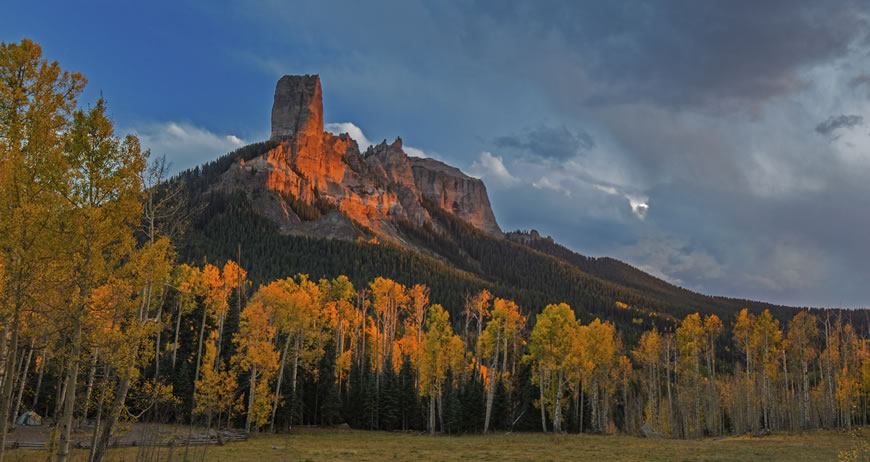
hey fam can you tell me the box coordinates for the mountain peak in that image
[271,74,323,140]
[223,75,501,243]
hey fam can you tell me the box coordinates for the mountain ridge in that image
[223,73,503,245]
[170,74,861,338]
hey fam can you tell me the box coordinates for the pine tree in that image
[492,378,509,432]
[362,369,379,430]
[461,376,485,433]
[379,361,399,430]
[318,341,342,426]
[346,359,365,428]
[443,371,463,434]
[398,357,418,431]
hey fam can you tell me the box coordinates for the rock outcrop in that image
[271,75,323,140]
[410,157,502,236]
[221,74,502,243]
[504,229,554,245]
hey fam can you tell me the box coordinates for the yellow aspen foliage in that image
[420,304,460,399]
[420,304,463,434]
[234,299,279,431]
[633,328,664,426]
[321,276,356,378]
[194,332,237,425]
[201,264,228,318]
[526,303,577,432]
[581,318,620,433]
[369,277,409,368]
[733,308,756,366]
[408,284,430,374]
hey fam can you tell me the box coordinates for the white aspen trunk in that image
[579,380,585,433]
[591,379,600,432]
[825,320,835,427]
[269,334,292,432]
[11,340,34,429]
[745,345,752,432]
[215,305,226,364]
[476,315,483,380]
[57,314,82,462]
[695,352,703,438]
[553,369,563,433]
[0,326,9,395]
[290,335,301,427]
[483,330,500,433]
[87,366,109,462]
[539,372,548,433]
[92,374,132,462]
[194,307,208,387]
[802,359,809,428]
[0,303,21,462]
[171,300,182,368]
[502,331,509,382]
[245,366,257,433]
[154,300,163,378]
[429,391,436,435]
[706,342,716,434]
[665,342,674,427]
[80,349,98,423]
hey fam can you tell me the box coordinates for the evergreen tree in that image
[345,360,364,428]
[398,357,419,431]
[379,361,400,430]
[362,368,379,430]
[515,362,541,432]
[461,376,485,433]
[492,378,509,432]
[318,340,343,426]
[443,371,463,434]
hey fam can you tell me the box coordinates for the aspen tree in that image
[419,304,463,435]
[633,329,664,428]
[676,313,705,438]
[55,99,145,462]
[526,303,577,433]
[480,298,520,433]
[0,39,85,462]
[234,300,278,432]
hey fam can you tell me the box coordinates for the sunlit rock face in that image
[222,74,502,242]
[363,137,432,228]
[271,74,323,140]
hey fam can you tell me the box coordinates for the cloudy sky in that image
[5,1,870,307]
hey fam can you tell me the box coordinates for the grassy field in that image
[7,427,867,462]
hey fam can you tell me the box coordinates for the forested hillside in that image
[503,230,827,324]
[176,159,854,342]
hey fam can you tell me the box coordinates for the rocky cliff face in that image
[271,75,323,140]
[410,157,502,236]
[220,74,501,242]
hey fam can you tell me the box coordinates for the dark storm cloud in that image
[473,0,868,109]
[230,1,870,306]
[494,125,594,160]
[815,115,865,136]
